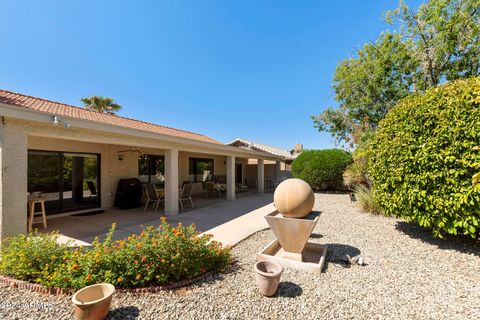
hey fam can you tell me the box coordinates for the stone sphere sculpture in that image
[274,178,314,218]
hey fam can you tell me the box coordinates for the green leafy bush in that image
[0,231,68,284]
[291,149,352,190]
[0,219,231,289]
[354,185,383,215]
[369,77,480,238]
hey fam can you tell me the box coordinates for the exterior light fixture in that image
[52,115,71,128]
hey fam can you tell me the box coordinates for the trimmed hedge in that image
[369,77,480,238]
[291,149,352,190]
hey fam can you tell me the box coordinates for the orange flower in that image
[171,228,177,233]
[141,257,147,263]
[200,266,207,273]
[165,235,169,241]
[134,260,138,264]
[160,216,167,221]
[71,264,79,271]
[86,274,92,282]
[117,277,123,283]
[161,258,166,263]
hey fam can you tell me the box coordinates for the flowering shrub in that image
[0,218,231,289]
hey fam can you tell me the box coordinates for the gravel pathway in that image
[1,193,478,320]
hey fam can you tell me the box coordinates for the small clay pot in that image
[72,283,115,320]
[254,260,283,297]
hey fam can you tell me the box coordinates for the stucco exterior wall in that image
[0,124,28,240]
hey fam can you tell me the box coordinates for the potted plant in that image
[71,283,115,320]
[254,260,283,297]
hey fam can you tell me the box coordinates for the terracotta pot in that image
[273,178,314,218]
[254,260,283,297]
[72,283,115,320]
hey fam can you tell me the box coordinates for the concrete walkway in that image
[53,193,275,246]
[202,202,275,247]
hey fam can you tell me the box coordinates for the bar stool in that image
[28,197,47,231]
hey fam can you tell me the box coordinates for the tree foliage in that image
[368,77,480,238]
[291,149,352,191]
[313,0,480,145]
[81,96,122,113]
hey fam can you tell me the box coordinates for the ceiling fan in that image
[117,147,143,154]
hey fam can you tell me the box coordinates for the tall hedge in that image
[291,149,352,191]
[369,77,480,238]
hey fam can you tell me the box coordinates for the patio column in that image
[226,155,235,201]
[275,160,281,180]
[257,159,264,193]
[0,125,28,242]
[165,148,179,215]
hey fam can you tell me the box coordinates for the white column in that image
[275,160,281,180]
[165,148,179,215]
[226,156,235,200]
[257,159,264,193]
[0,125,28,241]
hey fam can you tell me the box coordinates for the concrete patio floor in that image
[44,191,274,245]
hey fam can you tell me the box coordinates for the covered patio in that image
[45,192,273,244]
[0,89,285,241]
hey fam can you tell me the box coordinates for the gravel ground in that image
[1,193,479,320]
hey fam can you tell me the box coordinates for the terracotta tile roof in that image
[0,89,222,144]
[228,138,297,160]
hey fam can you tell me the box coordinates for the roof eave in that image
[0,103,283,160]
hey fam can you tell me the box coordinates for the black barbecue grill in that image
[114,178,142,209]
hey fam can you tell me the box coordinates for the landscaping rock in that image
[0,193,478,319]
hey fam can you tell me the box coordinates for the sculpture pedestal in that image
[257,211,328,274]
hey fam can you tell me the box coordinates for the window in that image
[189,158,214,182]
[138,155,165,185]
[28,150,100,215]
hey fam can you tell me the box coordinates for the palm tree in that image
[80,96,122,113]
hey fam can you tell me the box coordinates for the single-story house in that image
[0,89,284,240]
[228,138,302,187]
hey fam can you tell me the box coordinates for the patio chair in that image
[205,181,216,198]
[179,183,194,210]
[143,183,163,214]
[86,181,97,199]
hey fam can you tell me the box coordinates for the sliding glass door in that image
[28,150,101,215]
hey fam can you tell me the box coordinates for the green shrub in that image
[0,231,68,284]
[369,77,480,238]
[354,185,383,215]
[343,161,369,188]
[291,149,352,190]
[0,219,231,289]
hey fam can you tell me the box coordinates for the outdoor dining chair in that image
[86,181,97,199]
[143,183,163,214]
[179,183,194,210]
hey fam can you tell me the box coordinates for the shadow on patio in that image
[44,191,273,244]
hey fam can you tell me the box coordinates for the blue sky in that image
[0,0,423,150]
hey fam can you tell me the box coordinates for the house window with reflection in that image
[189,158,214,182]
[138,155,165,186]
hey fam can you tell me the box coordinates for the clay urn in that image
[254,260,283,297]
[72,283,115,320]
[274,178,314,218]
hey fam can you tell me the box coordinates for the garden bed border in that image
[0,273,210,296]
